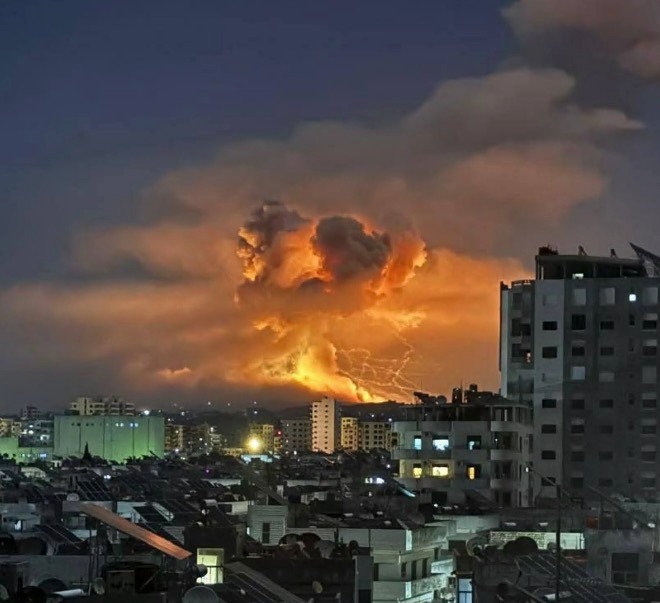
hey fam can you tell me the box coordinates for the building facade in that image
[54,415,164,461]
[311,397,340,454]
[340,417,359,451]
[391,389,532,507]
[359,421,392,452]
[70,396,135,416]
[0,419,21,438]
[281,418,312,453]
[501,245,660,500]
[248,423,276,452]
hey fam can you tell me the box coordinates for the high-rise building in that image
[500,245,660,500]
[281,418,312,453]
[391,389,532,507]
[70,396,135,416]
[311,397,340,453]
[165,423,211,455]
[358,420,392,452]
[340,417,359,451]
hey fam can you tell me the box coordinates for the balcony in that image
[430,557,454,575]
[490,448,521,461]
[373,575,446,601]
[391,447,452,461]
[490,477,518,490]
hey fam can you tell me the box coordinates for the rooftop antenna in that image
[578,245,587,256]
[610,249,617,258]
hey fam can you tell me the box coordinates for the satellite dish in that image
[312,581,324,594]
[183,586,219,603]
[191,564,208,579]
[65,493,80,502]
[92,578,106,595]
[0,584,9,601]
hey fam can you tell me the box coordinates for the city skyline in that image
[3,1,660,407]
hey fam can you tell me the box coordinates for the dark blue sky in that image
[1,0,511,282]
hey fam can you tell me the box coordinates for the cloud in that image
[0,67,642,403]
[504,0,660,78]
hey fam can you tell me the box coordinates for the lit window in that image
[412,464,422,478]
[571,366,586,381]
[466,465,480,480]
[431,465,449,477]
[630,293,638,302]
[413,436,422,450]
[432,437,449,451]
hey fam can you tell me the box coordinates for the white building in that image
[70,396,135,416]
[311,397,340,453]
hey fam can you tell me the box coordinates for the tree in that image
[82,442,92,462]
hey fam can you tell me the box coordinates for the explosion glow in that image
[232,201,428,401]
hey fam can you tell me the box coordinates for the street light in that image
[526,465,562,602]
[246,436,262,454]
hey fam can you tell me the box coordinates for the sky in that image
[2,0,660,409]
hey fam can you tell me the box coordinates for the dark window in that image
[643,398,657,409]
[571,424,585,434]
[572,314,586,330]
[643,319,657,330]
[599,399,614,409]
[600,346,615,356]
[541,424,557,434]
[542,321,558,331]
[641,450,656,462]
[642,477,656,488]
[630,314,636,326]
[598,478,613,487]
[571,451,584,462]
[262,522,271,544]
[571,398,585,410]
[541,450,556,460]
[571,345,585,357]
[643,345,657,357]
[542,346,558,359]
[373,564,379,581]
[600,425,614,434]
[598,451,614,461]
[411,561,417,580]
[511,318,521,337]
[570,477,584,488]
[521,323,532,336]
[612,553,639,585]
[466,464,481,479]
[401,563,407,579]
[642,425,657,435]
[542,398,557,409]
[512,293,522,309]
[600,320,614,330]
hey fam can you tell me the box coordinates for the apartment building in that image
[248,423,276,452]
[164,423,211,455]
[311,397,340,454]
[501,245,660,500]
[281,418,312,453]
[391,388,532,507]
[340,417,359,451]
[0,418,20,438]
[359,420,392,452]
[70,396,135,416]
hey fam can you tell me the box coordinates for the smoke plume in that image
[0,20,647,403]
[504,0,660,78]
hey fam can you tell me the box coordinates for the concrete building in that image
[248,423,275,452]
[391,388,532,507]
[281,418,312,453]
[70,396,135,416]
[53,415,164,461]
[164,423,210,455]
[311,396,340,454]
[19,418,53,447]
[501,245,660,500]
[359,420,392,451]
[0,418,21,438]
[286,519,454,603]
[340,416,359,451]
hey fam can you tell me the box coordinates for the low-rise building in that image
[391,388,532,507]
[0,418,20,438]
[53,415,164,461]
